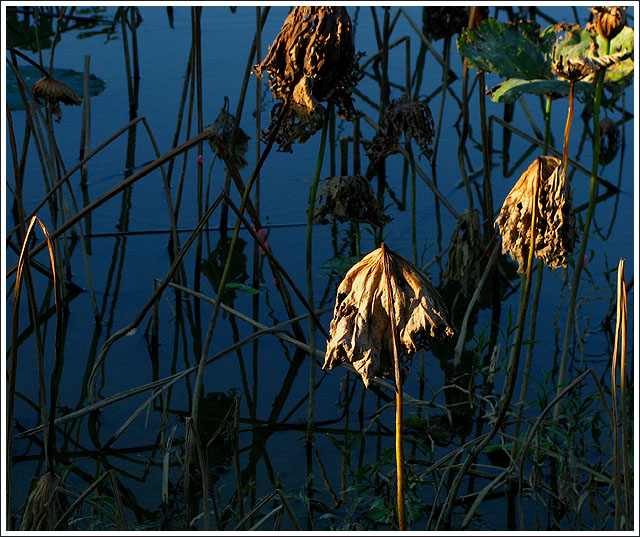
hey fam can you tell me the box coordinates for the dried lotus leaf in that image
[254,6,363,151]
[495,156,577,273]
[313,174,391,228]
[323,244,453,388]
[367,94,435,161]
[20,473,69,530]
[444,208,483,296]
[32,76,82,106]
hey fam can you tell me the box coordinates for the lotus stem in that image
[381,244,405,530]
[512,94,553,454]
[563,80,575,172]
[306,106,331,440]
[554,38,611,422]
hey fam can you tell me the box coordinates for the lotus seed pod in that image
[589,6,626,41]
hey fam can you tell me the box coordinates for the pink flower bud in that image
[197,154,204,165]
[273,278,279,287]
[583,255,588,269]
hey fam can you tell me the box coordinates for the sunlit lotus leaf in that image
[489,77,594,104]
[20,473,69,530]
[444,209,484,296]
[495,156,577,274]
[323,244,454,388]
[314,174,391,228]
[367,94,435,161]
[457,18,553,80]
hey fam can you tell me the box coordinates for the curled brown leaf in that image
[495,156,577,273]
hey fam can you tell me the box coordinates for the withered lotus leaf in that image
[19,473,69,530]
[32,75,82,121]
[495,156,577,274]
[367,94,435,161]
[313,174,391,228]
[32,76,82,106]
[254,6,362,151]
[444,208,484,296]
[323,244,454,388]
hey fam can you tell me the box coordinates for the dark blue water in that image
[5,5,635,530]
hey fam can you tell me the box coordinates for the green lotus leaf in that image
[457,18,553,80]
[490,78,594,104]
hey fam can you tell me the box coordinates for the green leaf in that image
[6,65,106,111]
[490,78,594,104]
[224,282,261,295]
[457,19,552,80]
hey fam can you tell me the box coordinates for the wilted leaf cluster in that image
[495,156,577,273]
[254,6,363,151]
[323,244,453,388]
[313,174,390,228]
[367,94,435,161]
[444,208,484,296]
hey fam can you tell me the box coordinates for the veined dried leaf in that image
[313,174,391,228]
[367,94,435,161]
[495,156,577,273]
[323,244,453,387]
[444,209,484,296]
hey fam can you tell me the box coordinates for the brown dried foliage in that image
[32,75,82,121]
[254,6,362,151]
[495,156,577,274]
[19,473,69,530]
[444,208,484,296]
[313,174,391,228]
[367,94,435,161]
[323,244,454,388]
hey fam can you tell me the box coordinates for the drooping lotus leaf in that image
[314,174,391,228]
[495,156,577,273]
[490,78,594,104]
[553,24,634,86]
[7,65,105,111]
[457,18,553,80]
[323,244,454,388]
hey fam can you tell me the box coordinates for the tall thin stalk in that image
[554,38,611,421]
[306,107,331,440]
[512,94,553,452]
